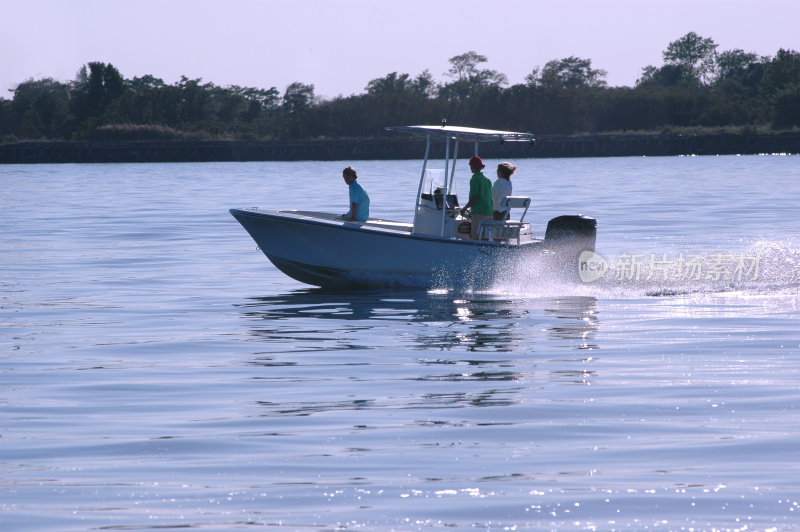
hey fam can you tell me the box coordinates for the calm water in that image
[2,155,799,531]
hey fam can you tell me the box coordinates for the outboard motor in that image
[545,215,597,252]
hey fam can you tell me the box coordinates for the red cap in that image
[468,156,485,169]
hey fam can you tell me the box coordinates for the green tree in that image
[715,49,767,84]
[637,64,692,87]
[279,82,316,138]
[365,72,412,94]
[6,44,800,143]
[0,97,13,138]
[759,49,800,127]
[282,82,315,113]
[70,62,126,125]
[535,56,607,89]
[86,62,124,113]
[366,70,437,98]
[411,70,436,98]
[772,84,800,128]
[175,76,213,126]
[662,32,718,84]
[760,48,800,98]
[440,51,507,100]
[10,78,71,138]
[121,74,177,125]
[103,64,124,101]
[238,86,280,121]
[128,74,167,92]
[523,67,540,87]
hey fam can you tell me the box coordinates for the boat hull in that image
[230,209,594,288]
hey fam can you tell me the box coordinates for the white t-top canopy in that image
[387,124,535,236]
[386,125,535,143]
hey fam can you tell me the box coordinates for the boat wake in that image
[473,239,800,300]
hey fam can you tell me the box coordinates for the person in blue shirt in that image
[341,166,370,221]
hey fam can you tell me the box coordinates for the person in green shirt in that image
[459,156,493,239]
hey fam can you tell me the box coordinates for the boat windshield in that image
[420,169,456,197]
[419,169,458,210]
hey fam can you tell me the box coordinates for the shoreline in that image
[1,132,799,164]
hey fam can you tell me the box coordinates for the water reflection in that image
[544,297,601,349]
[236,290,600,391]
[235,290,602,423]
[236,290,599,354]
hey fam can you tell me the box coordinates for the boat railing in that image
[476,221,522,243]
[476,196,532,244]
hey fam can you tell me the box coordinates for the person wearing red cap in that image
[459,156,493,239]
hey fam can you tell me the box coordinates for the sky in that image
[3,0,799,100]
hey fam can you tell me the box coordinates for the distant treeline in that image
[4,132,799,165]
[1,32,799,144]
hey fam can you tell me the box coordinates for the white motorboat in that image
[230,125,596,288]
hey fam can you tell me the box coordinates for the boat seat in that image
[503,196,530,222]
[476,196,531,244]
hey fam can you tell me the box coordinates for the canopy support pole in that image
[442,139,461,237]
[440,136,451,237]
[448,141,459,194]
[412,135,431,232]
